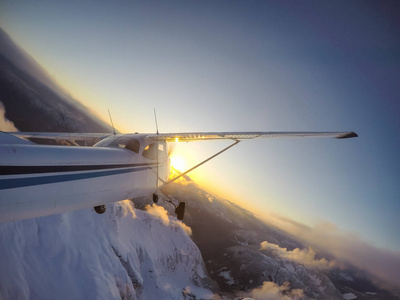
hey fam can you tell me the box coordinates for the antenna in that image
[60,112,69,135]
[108,109,116,136]
[154,108,159,189]
[154,108,159,134]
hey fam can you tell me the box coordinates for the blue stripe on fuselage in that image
[0,167,152,190]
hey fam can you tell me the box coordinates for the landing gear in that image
[175,202,185,221]
[94,205,106,214]
[153,193,185,220]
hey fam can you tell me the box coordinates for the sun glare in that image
[170,156,186,172]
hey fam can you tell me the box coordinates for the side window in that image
[142,143,158,160]
[142,142,166,160]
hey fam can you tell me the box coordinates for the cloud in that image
[182,286,192,296]
[265,215,400,291]
[0,101,18,132]
[145,204,170,226]
[247,281,305,300]
[118,200,137,218]
[172,220,192,236]
[145,204,192,236]
[260,241,336,270]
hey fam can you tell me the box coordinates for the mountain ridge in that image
[0,200,215,299]
[0,26,111,133]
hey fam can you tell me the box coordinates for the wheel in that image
[175,202,185,221]
[94,205,106,214]
[153,193,159,203]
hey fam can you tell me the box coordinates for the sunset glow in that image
[170,155,186,173]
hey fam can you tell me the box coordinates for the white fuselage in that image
[0,134,169,223]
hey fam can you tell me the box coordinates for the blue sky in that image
[1,1,399,251]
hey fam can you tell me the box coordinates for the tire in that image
[153,194,159,203]
[175,202,185,221]
[94,205,106,214]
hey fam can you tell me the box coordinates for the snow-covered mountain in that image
[135,181,343,299]
[1,179,397,300]
[146,179,397,300]
[0,200,215,300]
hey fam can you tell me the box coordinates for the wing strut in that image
[153,108,160,203]
[163,139,241,186]
[156,139,240,220]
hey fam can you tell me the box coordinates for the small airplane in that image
[0,130,357,223]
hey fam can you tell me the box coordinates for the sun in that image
[170,156,186,173]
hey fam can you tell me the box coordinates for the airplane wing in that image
[4,131,358,145]
[8,132,112,141]
[148,131,358,142]
[5,132,112,145]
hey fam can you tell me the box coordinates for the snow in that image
[308,273,323,291]
[219,271,235,285]
[342,293,357,300]
[0,200,214,299]
[338,271,354,282]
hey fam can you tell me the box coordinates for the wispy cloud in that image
[117,200,137,218]
[145,204,170,226]
[145,204,192,236]
[175,221,192,236]
[0,101,18,132]
[260,241,336,270]
[266,214,400,291]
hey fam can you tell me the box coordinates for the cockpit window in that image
[110,137,140,153]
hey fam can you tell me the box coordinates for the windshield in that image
[111,137,140,153]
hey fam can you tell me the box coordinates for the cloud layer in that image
[260,241,335,270]
[247,281,305,300]
[266,214,400,291]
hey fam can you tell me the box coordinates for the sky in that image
[1,1,399,252]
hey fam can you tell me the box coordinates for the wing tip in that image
[336,131,358,139]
